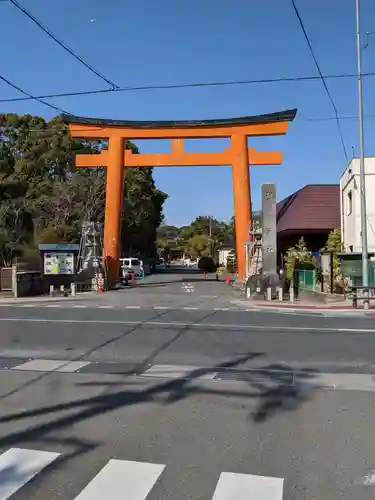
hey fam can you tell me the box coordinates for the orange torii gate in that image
[64,109,296,284]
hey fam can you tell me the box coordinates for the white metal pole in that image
[356,0,369,301]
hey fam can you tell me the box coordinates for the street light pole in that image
[356,0,369,301]
[208,215,212,256]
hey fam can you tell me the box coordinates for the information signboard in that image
[43,252,75,275]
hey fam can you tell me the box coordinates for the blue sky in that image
[1,0,375,226]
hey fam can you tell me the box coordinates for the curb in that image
[255,303,355,311]
[257,307,374,315]
[0,293,94,305]
[231,300,374,314]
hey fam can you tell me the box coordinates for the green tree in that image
[226,249,237,272]
[185,234,211,260]
[320,228,343,292]
[0,113,166,265]
[155,216,236,260]
[321,228,342,256]
[284,237,314,281]
[157,225,180,240]
[121,165,167,257]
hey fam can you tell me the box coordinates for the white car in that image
[120,257,143,278]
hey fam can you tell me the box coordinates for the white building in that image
[340,157,375,253]
[217,247,233,266]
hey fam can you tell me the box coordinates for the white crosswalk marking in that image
[212,472,283,499]
[0,448,60,500]
[0,447,285,499]
[73,459,165,500]
[11,359,91,373]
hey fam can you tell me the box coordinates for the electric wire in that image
[0,74,69,114]
[2,69,374,123]
[1,70,375,106]
[291,0,349,160]
[8,0,118,89]
[2,2,375,125]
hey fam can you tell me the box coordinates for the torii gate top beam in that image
[62,109,297,140]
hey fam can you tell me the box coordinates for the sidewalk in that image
[233,298,375,314]
[0,292,94,304]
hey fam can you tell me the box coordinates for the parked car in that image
[120,257,143,278]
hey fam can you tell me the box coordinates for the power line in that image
[0,74,69,114]
[1,70,375,105]
[2,71,374,124]
[291,0,349,160]
[304,113,375,122]
[8,0,118,89]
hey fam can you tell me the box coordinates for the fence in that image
[297,270,316,292]
[1,256,42,292]
[0,267,12,291]
[1,264,43,297]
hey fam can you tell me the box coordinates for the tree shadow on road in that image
[247,364,319,422]
[0,299,321,472]
[0,352,320,469]
[0,305,222,404]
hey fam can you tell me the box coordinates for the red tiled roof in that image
[276,184,340,232]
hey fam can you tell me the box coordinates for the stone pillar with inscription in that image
[261,183,277,276]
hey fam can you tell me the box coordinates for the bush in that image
[198,256,217,272]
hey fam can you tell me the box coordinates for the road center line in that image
[0,317,374,333]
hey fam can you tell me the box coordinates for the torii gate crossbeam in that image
[64,109,297,285]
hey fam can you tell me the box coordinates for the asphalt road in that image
[1,269,375,499]
[1,303,375,373]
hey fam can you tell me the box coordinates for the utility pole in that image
[208,216,212,256]
[356,0,369,307]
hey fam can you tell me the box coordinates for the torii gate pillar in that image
[231,134,251,280]
[104,136,125,282]
[65,109,297,285]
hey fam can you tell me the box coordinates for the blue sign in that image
[39,244,80,252]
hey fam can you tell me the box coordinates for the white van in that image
[120,257,143,278]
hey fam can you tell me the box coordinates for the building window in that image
[347,190,352,215]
